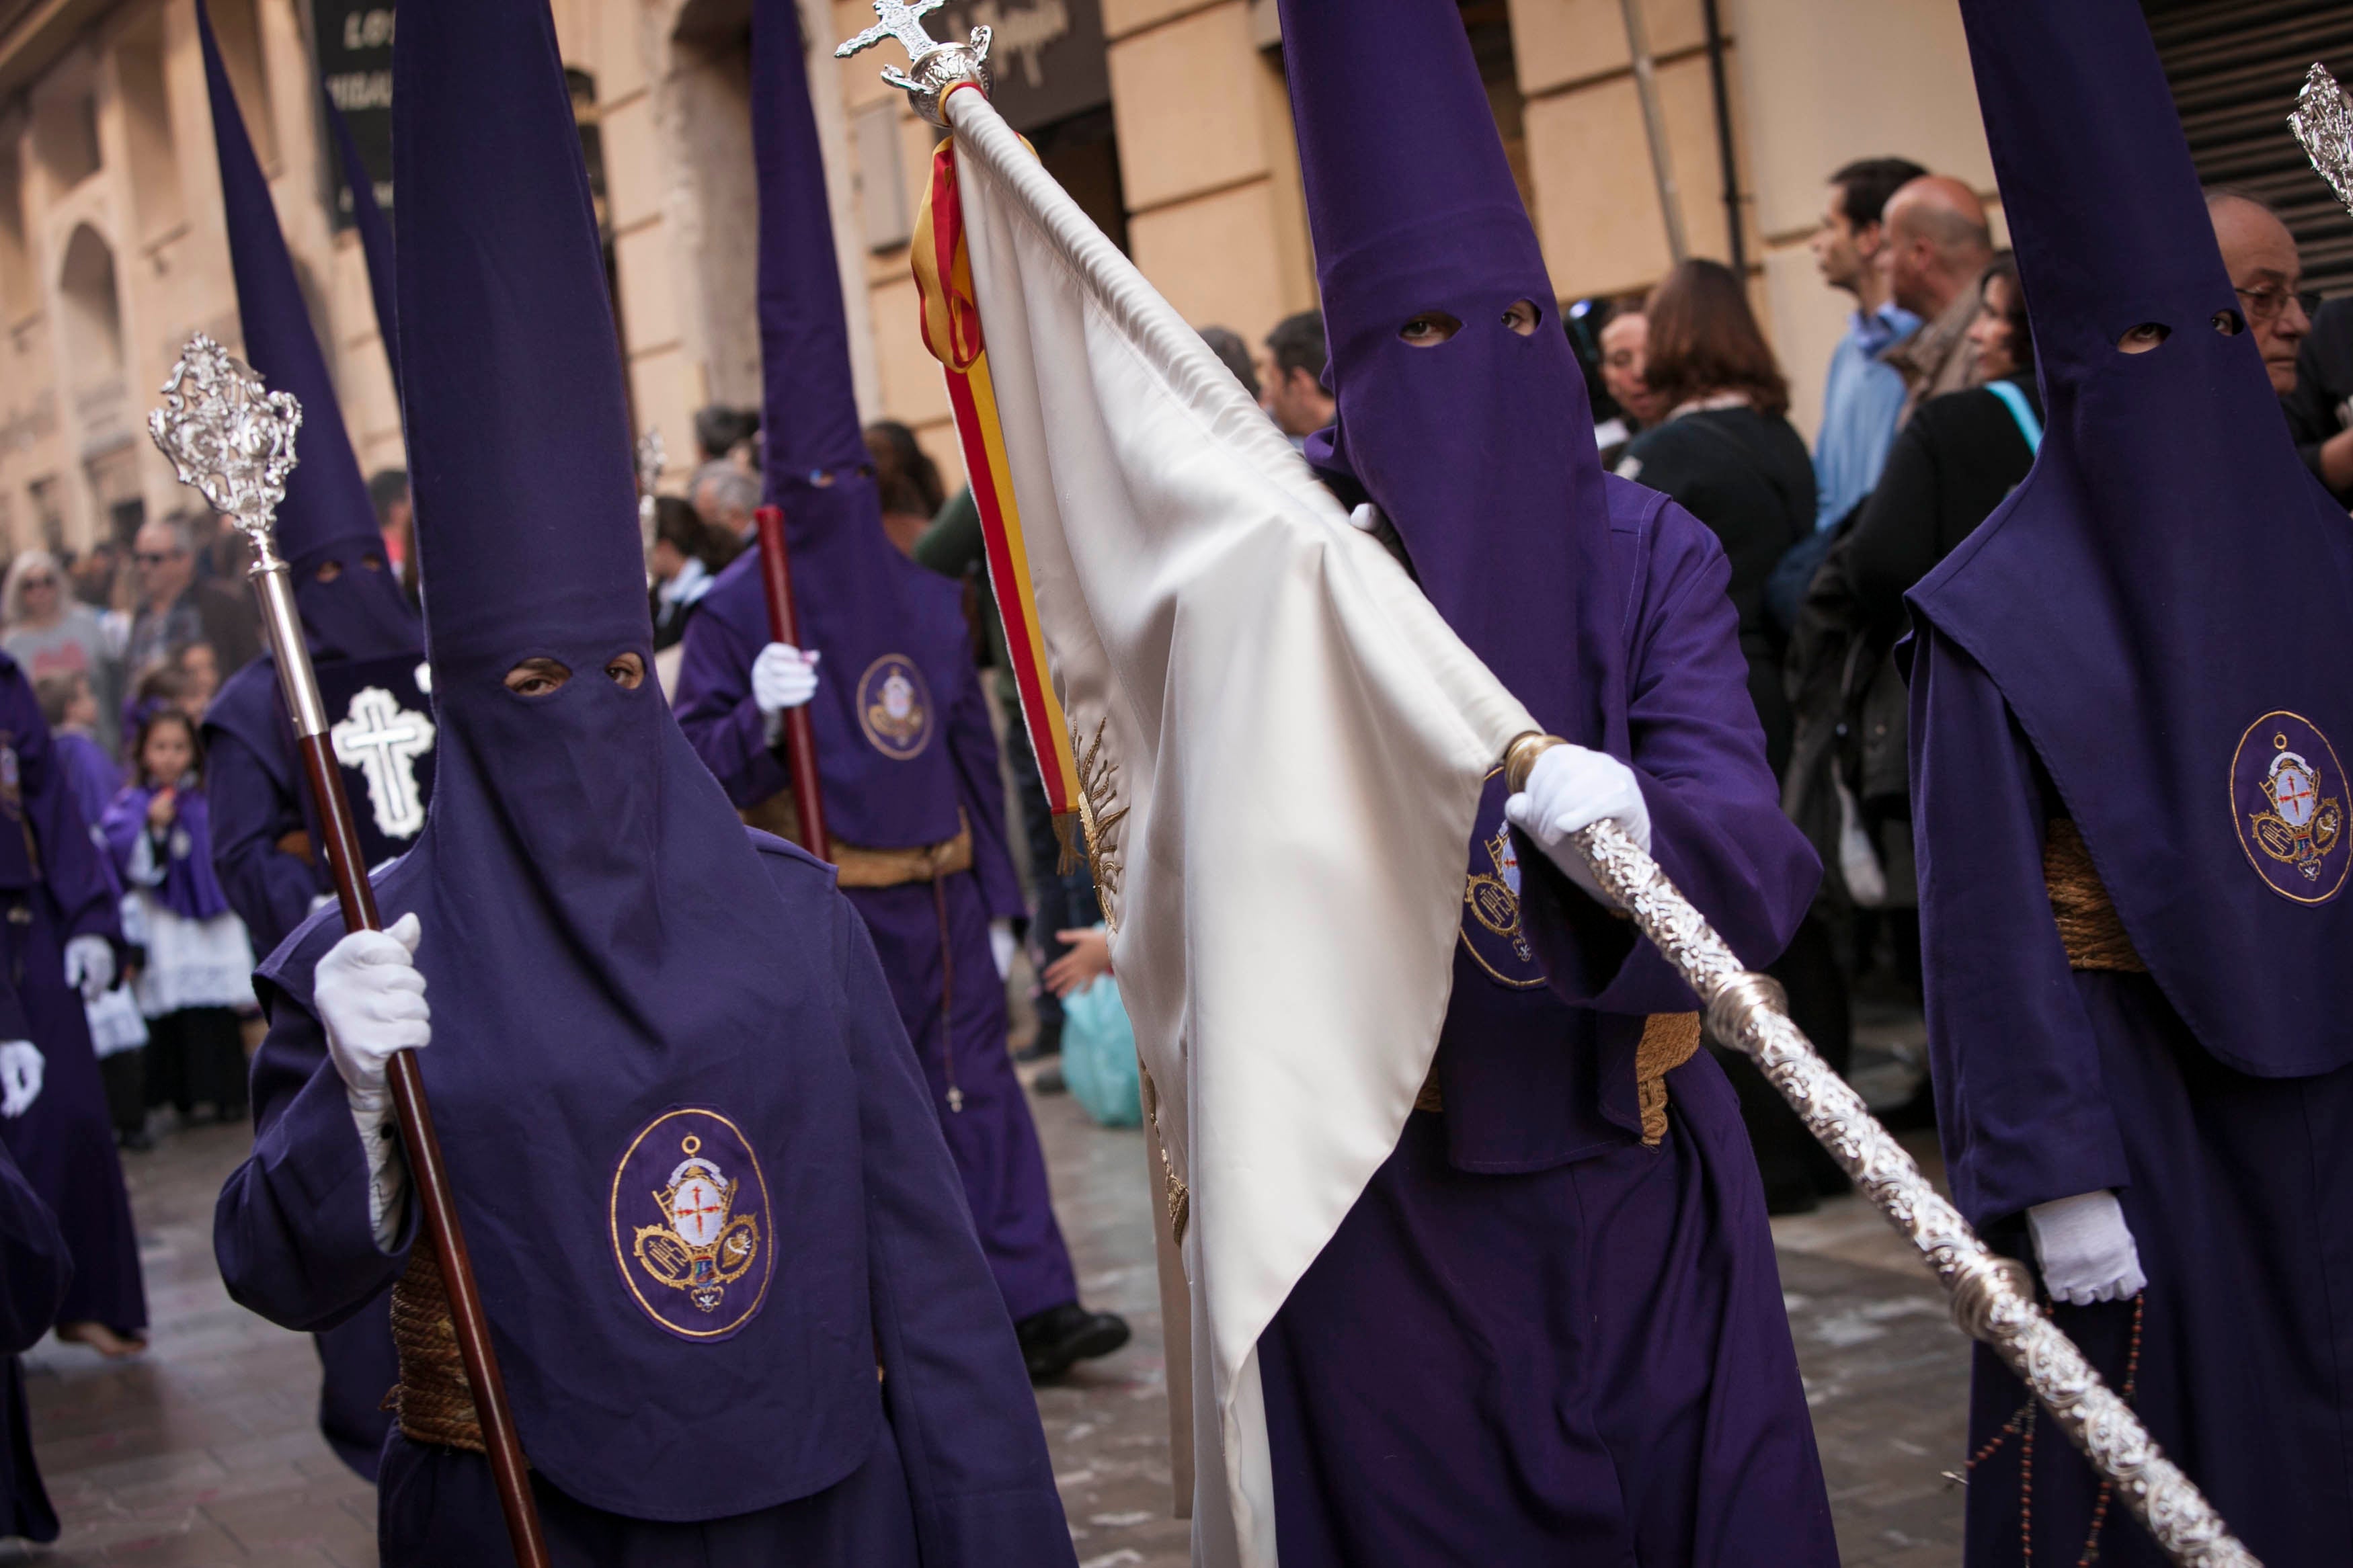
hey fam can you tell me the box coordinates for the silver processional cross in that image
[836,0,991,124]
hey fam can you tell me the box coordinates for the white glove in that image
[63,934,114,1003]
[0,1042,42,1118]
[1503,743,1652,905]
[315,913,428,1251]
[2027,1190,2147,1307]
[753,643,821,745]
[989,919,1016,980]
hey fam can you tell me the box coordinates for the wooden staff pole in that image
[754,504,832,860]
[150,338,549,1567]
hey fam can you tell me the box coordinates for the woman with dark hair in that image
[865,421,946,556]
[1617,258,1816,776]
[647,496,740,651]
[1847,251,2042,655]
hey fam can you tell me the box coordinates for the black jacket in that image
[1618,405,1814,774]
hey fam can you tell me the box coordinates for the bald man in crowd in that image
[1879,174,1997,421]
[2206,189,2353,507]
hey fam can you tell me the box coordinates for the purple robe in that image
[52,730,121,903]
[0,656,143,1337]
[671,0,1072,1327]
[1259,483,1833,1563]
[0,973,67,1545]
[102,778,233,921]
[214,0,1070,1546]
[1913,630,2353,1565]
[198,2,422,1477]
[215,837,1071,1562]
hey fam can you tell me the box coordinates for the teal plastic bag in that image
[1060,976,1142,1128]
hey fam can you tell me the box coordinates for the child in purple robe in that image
[35,672,149,1145]
[103,709,255,1127]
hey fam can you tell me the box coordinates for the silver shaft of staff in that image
[1568,816,2257,1568]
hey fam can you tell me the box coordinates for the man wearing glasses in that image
[123,515,262,686]
[2205,188,2353,506]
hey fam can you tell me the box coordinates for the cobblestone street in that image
[5,1074,1968,1565]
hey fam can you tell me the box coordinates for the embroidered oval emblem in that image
[1460,769,1548,989]
[608,1108,774,1342]
[855,654,934,761]
[2231,711,2348,905]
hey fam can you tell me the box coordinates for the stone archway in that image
[56,222,124,385]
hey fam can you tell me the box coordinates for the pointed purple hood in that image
[1281,0,1620,755]
[1911,0,2353,1077]
[712,0,968,848]
[325,0,882,1518]
[198,0,414,662]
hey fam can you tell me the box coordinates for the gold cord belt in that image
[2042,819,2147,973]
[739,793,973,889]
[1415,1011,1702,1147]
[387,1244,486,1454]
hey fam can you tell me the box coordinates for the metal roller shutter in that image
[2147,0,2353,296]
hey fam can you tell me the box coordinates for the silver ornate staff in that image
[148,335,554,1567]
[1497,736,2256,1568]
[2290,63,2353,217]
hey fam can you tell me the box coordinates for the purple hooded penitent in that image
[675,0,982,854]
[197,1,415,663]
[215,0,1068,1553]
[1256,2,1829,1561]
[1912,0,2353,1080]
[670,0,1077,1325]
[1290,0,1620,758]
[1907,4,2353,1562]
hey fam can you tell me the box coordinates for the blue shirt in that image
[1811,302,1917,530]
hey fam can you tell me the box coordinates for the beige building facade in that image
[0,0,2009,557]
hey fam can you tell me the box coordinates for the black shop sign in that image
[309,0,395,228]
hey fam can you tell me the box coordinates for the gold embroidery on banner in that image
[1138,1062,1189,1249]
[1634,1013,1702,1146]
[1076,718,1129,938]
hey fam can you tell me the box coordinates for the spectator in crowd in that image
[2285,295,2353,507]
[170,643,220,720]
[1196,325,1263,403]
[1809,157,1927,531]
[1259,309,1335,446]
[69,541,120,612]
[368,468,415,600]
[124,515,262,686]
[647,496,740,651]
[1596,305,1669,442]
[1616,258,1841,1214]
[1847,254,2040,658]
[2204,190,2311,400]
[2203,190,2352,508]
[1879,175,1996,421]
[690,459,762,543]
[100,710,253,1129]
[5,551,123,756]
[1616,259,1815,776]
[692,403,761,467]
[866,420,947,557]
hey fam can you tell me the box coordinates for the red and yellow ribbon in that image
[912,118,1084,860]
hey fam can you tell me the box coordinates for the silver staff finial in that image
[2290,63,2353,219]
[148,334,303,571]
[836,0,990,127]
